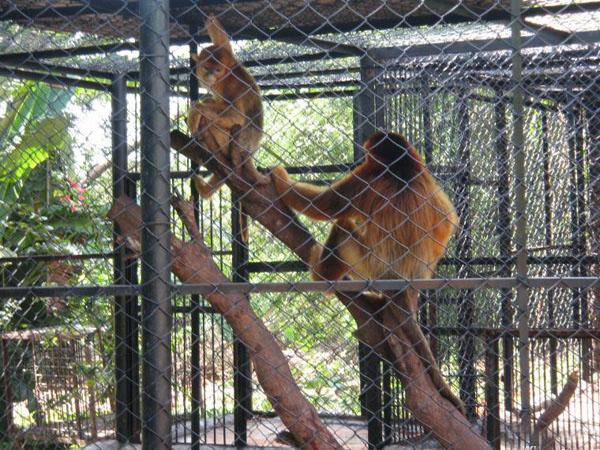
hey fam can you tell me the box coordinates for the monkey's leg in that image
[388,289,466,416]
[230,146,270,186]
[193,173,227,199]
[311,218,357,283]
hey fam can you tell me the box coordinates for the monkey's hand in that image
[187,106,203,135]
[205,15,222,35]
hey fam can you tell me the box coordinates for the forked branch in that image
[108,195,342,450]
[169,128,491,449]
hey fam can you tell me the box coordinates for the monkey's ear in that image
[191,53,201,64]
[205,15,233,53]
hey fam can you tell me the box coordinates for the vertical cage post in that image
[139,1,172,448]
[356,53,383,449]
[510,0,531,442]
[566,97,591,380]
[540,110,558,394]
[587,95,600,373]
[455,87,477,421]
[484,334,500,450]
[493,91,514,411]
[232,193,252,446]
[112,72,141,443]
[0,339,12,440]
[188,23,203,450]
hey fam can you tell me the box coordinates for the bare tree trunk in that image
[108,195,342,450]
[168,129,491,449]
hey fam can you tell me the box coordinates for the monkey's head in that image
[364,131,424,182]
[192,46,237,90]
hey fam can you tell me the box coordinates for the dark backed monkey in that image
[272,131,465,414]
[187,15,268,199]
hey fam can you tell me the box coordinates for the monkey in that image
[271,131,465,414]
[187,15,268,199]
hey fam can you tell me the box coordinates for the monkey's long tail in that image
[387,291,467,416]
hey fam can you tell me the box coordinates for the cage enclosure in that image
[0,1,598,450]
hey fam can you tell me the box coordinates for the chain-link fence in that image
[0,1,598,449]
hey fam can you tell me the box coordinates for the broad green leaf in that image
[0,245,16,257]
[0,115,70,183]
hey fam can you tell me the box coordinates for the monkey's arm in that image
[311,218,368,281]
[272,166,369,221]
[205,16,233,53]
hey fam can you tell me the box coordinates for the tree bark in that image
[108,195,342,450]
[169,128,491,449]
[533,371,579,449]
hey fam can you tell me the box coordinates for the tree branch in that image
[169,129,490,449]
[107,195,342,450]
[533,371,579,449]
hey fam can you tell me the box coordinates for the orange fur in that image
[272,131,458,282]
[188,15,265,199]
[272,130,463,413]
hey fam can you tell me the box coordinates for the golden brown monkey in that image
[272,131,465,413]
[188,15,267,199]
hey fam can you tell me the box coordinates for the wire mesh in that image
[0,1,598,449]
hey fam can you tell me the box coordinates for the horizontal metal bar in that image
[0,277,596,299]
[0,285,138,298]
[371,31,600,61]
[172,305,217,314]
[0,59,116,80]
[172,277,599,295]
[272,35,364,57]
[128,163,351,182]
[0,42,139,62]
[264,89,358,101]
[0,67,110,90]
[0,252,115,263]
[430,327,600,339]
[246,255,600,273]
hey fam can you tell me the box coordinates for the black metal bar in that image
[382,361,393,444]
[272,35,364,57]
[484,336,501,449]
[0,59,114,80]
[0,339,11,440]
[139,0,172,448]
[188,23,203,450]
[370,31,600,60]
[0,252,114,263]
[567,99,592,381]
[566,96,582,329]
[0,67,110,90]
[356,53,383,449]
[0,285,139,298]
[362,346,382,450]
[431,327,600,339]
[494,91,514,412]
[264,89,358,101]
[540,110,558,395]
[511,0,532,442]
[125,178,142,443]
[231,193,251,446]
[113,73,135,443]
[455,88,477,421]
[0,42,139,62]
